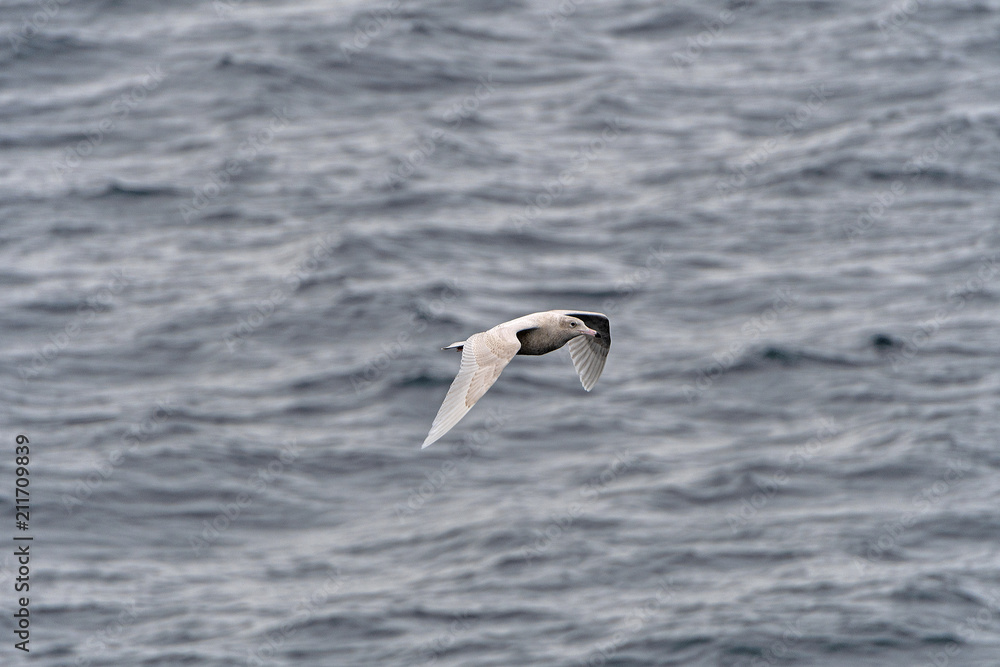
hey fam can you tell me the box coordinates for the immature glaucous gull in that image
[422,310,611,448]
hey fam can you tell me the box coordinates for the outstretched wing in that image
[560,311,611,391]
[422,329,520,449]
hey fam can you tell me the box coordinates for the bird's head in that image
[560,316,598,339]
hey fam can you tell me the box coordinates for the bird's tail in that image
[442,340,465,351]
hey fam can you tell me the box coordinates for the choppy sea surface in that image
[2,0,1000,665]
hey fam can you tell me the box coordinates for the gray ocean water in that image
[2,0,1000,665]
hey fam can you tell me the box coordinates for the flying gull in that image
[422,310,611,449]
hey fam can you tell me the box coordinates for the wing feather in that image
[559,311,610,391]
[567,335,608,391]
[422,310,610,447]
[422,329,520,448]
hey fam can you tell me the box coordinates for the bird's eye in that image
[569,321,576,327]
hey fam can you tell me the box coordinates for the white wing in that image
[422,329,520,449]
[567,334,608,391]
[554,311,610,391]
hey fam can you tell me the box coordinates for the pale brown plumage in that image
[422,310,611,448]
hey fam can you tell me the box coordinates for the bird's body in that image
[422,310,611,448]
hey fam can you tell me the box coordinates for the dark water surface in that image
[2,0,1000,665]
